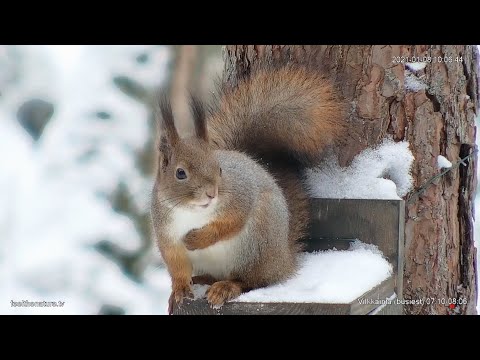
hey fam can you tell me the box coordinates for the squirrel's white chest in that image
[168,207,213,241]
[186,239,241,279]
[168,206,242,279]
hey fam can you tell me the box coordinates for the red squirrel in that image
[150,63,347,314]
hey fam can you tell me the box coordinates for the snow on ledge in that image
[304,139,414,200]
[193,241,393,304]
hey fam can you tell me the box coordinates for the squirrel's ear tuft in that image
[158,134,171,170]
[189,94,208,142]
[157,93,179,146]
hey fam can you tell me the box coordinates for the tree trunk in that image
[223,45,478,315]
[170,45,199,136]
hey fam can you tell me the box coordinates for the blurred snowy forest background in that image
[0,45,223,314]
[0,45,478,315]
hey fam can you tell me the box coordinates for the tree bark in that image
[223,45,478,315]
[170,45,199,136]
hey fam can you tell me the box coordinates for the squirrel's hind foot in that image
[206,280,246,306]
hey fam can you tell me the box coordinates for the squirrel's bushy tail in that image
[208,65,348,169]
[207,64,348,250]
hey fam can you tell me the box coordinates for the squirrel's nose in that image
[206,186,217,199]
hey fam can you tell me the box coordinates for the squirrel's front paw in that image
[183,229,208,251]
[168,281,193,315]
[206,280,243,306]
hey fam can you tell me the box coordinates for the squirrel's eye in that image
[176,168,187,180]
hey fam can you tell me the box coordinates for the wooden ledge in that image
[173,277,401,315]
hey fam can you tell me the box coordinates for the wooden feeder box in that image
[173,198,405,315]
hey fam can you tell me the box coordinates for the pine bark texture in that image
[170,45,199,136]
[223,45,478,315]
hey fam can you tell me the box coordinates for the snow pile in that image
[405,71,428,92]
[405,62,427,72]
[437,155,452,169]
[0,45,171,315]
[193,241,393,304]
[305,139,414,200]
[404,64,428,92]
